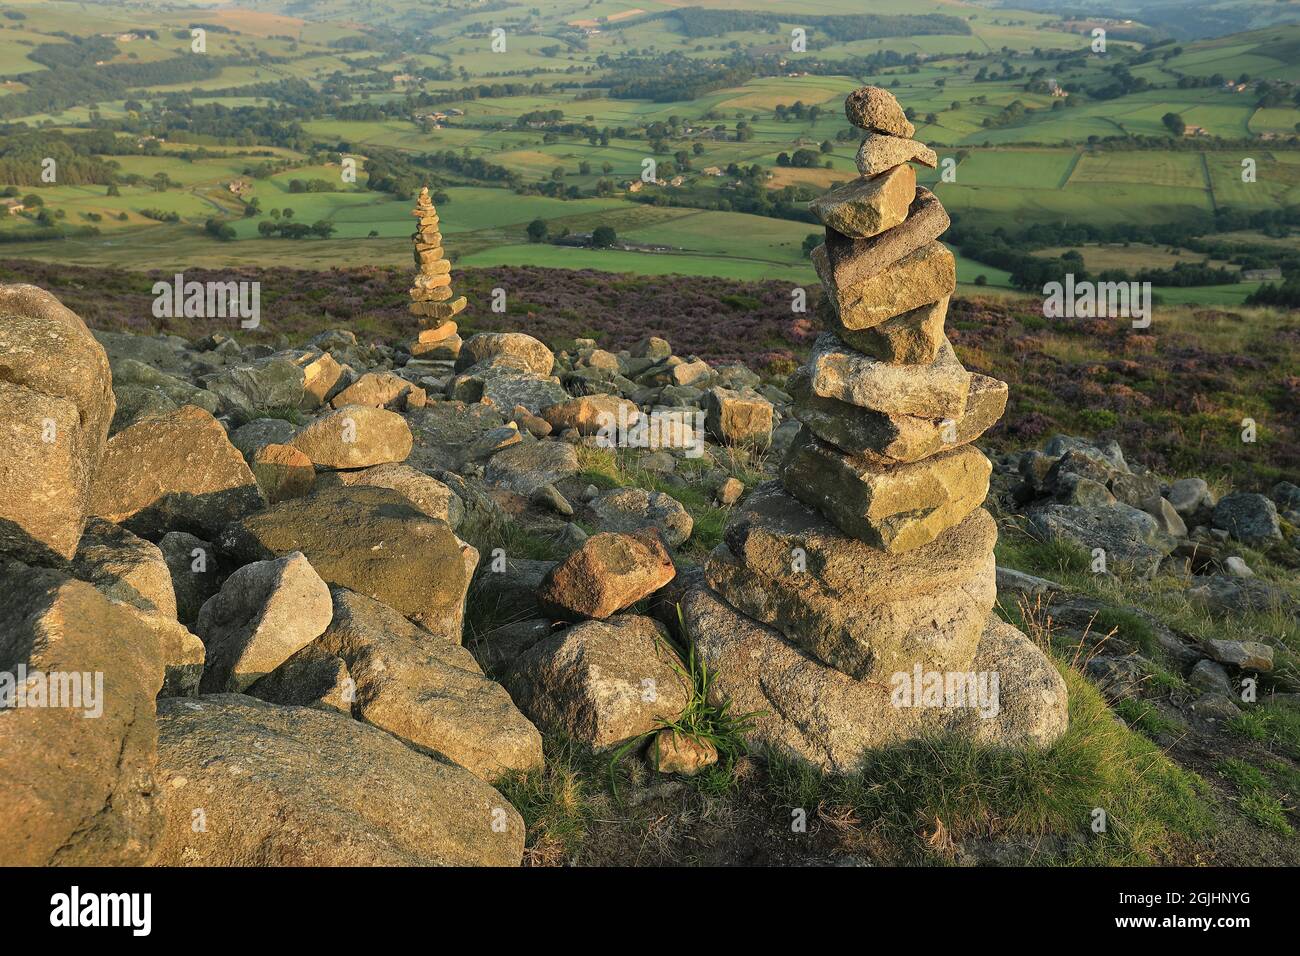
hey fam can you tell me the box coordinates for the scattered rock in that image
[150,694,525,866]
[506,614,691,750]
[194,551,333,693]
[536,529,676,620]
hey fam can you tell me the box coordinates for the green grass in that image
[1217,757,1294,836]
[1227,702,1300,760]
[765,662,1211,864]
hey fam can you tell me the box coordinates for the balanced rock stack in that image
[407,186,463,361]
[687,87,1068,772]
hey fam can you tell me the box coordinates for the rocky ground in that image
[2,280,1297,866]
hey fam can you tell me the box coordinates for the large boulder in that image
[289,404,413,470]
[149,694,525,866]
[506,614,691,750]
[201,358,306,425]
[90,404,264,539]
[1028,503,1175,577]
[484,439,579,495]
[252,587,542,781]
[0,284,115,562]
[541,394,639,437]
[158,531,221,625]
[456,332,554,376]
[536,529,676,620]
[315,462,464,529]
[1212,493,1282,546]
[679,585,1066,774]
[194,551,333,693]
[0,565,164,865]
[218,486,473,637]
[72,517,177,618]
[706,482,996,680]
[703,387,774,447]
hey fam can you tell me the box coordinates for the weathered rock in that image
[844,85,915,137]
[703,386,774,446]
[1190,659,1234,696]
[790,366,1004,464]
[584,486,694,548]
[0,284,115,561]
[680,586,1065,774]
[150,694,525,866]
[470,618,555,673]
[289,404,413,470]
[854,133,938,175]
[229,417,296,460]
[782,431,991,552]
[1188,573,1292,616]
[506,614,691,750]
[808,164,915,240]
[158,531,220,626]
[812,187,949,292]
[484,439,579,495]
[536,529,675,620]
[194,551,332,693]
[472,557,556,623]
[649,729,718,775]
[330,371,425,411]
[541,394,639,436]
[294,349,350,407]
[1167,477,1213,517]
[1140,495,1188,539]
[827,296,948,365]
[995,565,1061,597]
[824,242,956,331]
[250,443,316,503]
[72,517,177,618]
[111,358,219,414]
[456,332,553,376]
[1203,638,1274,672]
[1028,503,1174,577]
[1272,480,1300,513]
[0,565,164,865]
[90,405,264,539]
[219,486,472,636]
[717,476,745,506]
[253,587,542,780]
[706,482,995,678]
[807,333,970,420]
[316,462,464,530]
[1212,492,1282,546]
[202,358,306,425]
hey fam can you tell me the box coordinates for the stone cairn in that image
[407,186,463,361]
[699,87,1068,764]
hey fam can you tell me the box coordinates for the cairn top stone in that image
[844,86,915,138]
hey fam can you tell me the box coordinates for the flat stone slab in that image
[782,430,992,552]
[791,368,1007,464]
[826,241,956,331]
[855,133,938,176]
[813,187,949,293]
[705,482,995,679]
[808,164,915,240]
[807,332,971,421]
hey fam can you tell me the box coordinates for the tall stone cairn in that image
[406,186,463,360]
[700,87,1068,765]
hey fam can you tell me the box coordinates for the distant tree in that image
[106,184,120,196]
[310,220,335,238]
[802,233,820,257]
[1162,112,1186,135]
[819,140,833,153]
[257,220,277,237]
[591,225,617,248]
[526,218,548,243]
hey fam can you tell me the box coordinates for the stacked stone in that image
[407,186,463,360]
[700,87,1066,757]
